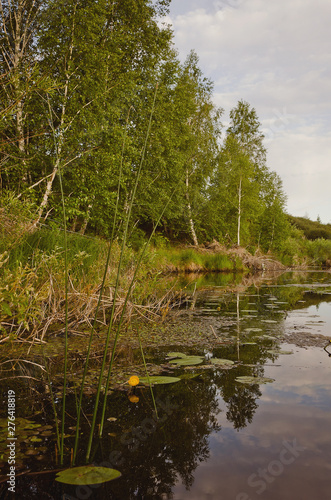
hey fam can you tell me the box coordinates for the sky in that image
[164,0,331,223]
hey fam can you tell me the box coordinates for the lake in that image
[0,270,330,499]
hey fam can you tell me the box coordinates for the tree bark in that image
[186,168,199,246]
[237,175,242,246]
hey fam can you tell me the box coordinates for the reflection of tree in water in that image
[210,355,264,430]
[225,383,261,430]
[108,378,221,499]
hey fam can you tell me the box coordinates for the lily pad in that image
[267,349,293,355]
[210,358,235,366]
[235,376,275,385]
[55,466,121,485]
[30,436,42,442]
[139,376,181,385]
[166,352,188,358]
[170,356,204,366]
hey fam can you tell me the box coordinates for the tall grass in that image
[85,84,159,460]
[153,247,244,272]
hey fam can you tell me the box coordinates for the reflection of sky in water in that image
[285,301,331,336]
[174,346,331,500]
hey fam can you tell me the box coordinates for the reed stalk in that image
[72,107,133,464]
[97,147,181,436]
[43,355,61,453]
[137,327,158,419]
[46,96,69,465]
[57,164,69,464]
[85,84,159,461]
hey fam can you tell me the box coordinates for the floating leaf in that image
[37,425,53,431]
[55,466,121,485]
[30,436,42,442]
[25,449,39,455]
[166,352,188,358]
[235,376,275,385]
[241,342,257,345]
[170,356,204,366]
[139,376,181,385]
[210,358,235,366]
[267,349,293,355]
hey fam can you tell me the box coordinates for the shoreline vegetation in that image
[1,0,330,348]
[1,213,330,344]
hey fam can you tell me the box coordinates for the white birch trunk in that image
[237,175,242,246]
[186,168,199,246]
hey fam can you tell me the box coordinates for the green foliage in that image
[153,247,244,272]
[288,215,331,241]
[0,192,36,251]
[278,226,331,268]
[0,0,316,268]
[306,239,331,267]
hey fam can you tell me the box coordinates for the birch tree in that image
[0,0,43,189]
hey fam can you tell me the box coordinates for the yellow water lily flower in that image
[128,375,139,387]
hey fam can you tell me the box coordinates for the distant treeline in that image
[288,216,331,241]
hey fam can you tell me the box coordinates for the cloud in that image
[168,0,331,222]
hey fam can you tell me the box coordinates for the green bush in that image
[306,239,331,267]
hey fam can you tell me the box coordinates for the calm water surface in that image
[1,271,331,499]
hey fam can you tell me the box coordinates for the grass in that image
[152,247,244,273]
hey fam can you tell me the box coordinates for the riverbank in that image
[1,221,330,342]
[0,224,284,340]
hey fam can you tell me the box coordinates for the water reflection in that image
[0,271,331,499]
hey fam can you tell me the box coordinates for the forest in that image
[1,0,331,332]
[0,0,294,251]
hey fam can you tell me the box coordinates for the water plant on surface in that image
[139,376,181,385]
[235,376,275,385]
[210,358,235,366]
[166,351,207,367]
[55,466,121,485]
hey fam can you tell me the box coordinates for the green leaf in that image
[267,349,293,355]
[235,376,275,385]
[1,302,12,317]
[169,356,204,366]
[55,466,121,485]
[139,376,181,385]
[166,352,188,358]
[210,358,235,365]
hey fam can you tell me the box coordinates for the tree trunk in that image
[237,175,242,246]
[32,5,77,229]
[80,199,94,235]
[186,168,199,246]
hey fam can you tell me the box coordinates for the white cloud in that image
[168,0,331,222]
